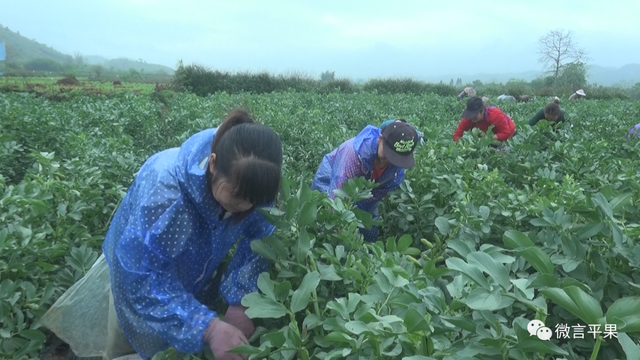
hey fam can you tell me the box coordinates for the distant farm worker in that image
[457,86,476,100]
[311,120,419,242]
[497,94,516,102]
[568,89,586,100]
[626,123,640,140]
[528,101,570,128]
[42,109,283,360]
[453,96,516,143]
[517,95,534,102]
[481,96,490,105]
[552,96,561,104]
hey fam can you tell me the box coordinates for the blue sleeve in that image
[112,182,216,354]
[327,148,362,200]
[220,218,274,305]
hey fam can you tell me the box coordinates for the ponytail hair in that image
[206,109,283,219]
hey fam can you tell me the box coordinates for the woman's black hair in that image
[544,102,561,117]
[206,109,283,220]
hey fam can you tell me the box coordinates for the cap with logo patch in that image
[380,122,418,168]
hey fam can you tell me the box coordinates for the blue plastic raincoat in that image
[102,128,274,359]
[311,125,404,242]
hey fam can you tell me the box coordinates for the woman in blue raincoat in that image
[311,120,419,242]
[44,110,283,360]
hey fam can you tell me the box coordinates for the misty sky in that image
[2,0,639,79]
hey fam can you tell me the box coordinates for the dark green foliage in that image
[2,92,640,359]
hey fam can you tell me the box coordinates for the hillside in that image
[0,25,73,64]
[588,64,640,87]
[86,56,175,75]
[0,24,174,74]
[423,64,640,87]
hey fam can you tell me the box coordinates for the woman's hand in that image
[224,305,255,339]
[203,317,248,360]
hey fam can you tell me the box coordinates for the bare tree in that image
[537,29,589,78]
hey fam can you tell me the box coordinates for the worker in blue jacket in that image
[311,120,419,242]
[45,109,283,360]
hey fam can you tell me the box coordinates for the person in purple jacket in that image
[311,120,419,242]
[626,123,640,140]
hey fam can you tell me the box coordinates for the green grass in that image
[0,76,161,98]
[1,90,640,360]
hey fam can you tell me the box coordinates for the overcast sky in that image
[2,0,639,79]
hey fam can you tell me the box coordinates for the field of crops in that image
[1,89,640,360]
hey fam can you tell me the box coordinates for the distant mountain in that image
[422,64,640,87]
[85,55,109,65]
[84,55,175,75]
[587,64,640,87]
[0,24,174,75]
[0,25,73,64]
[421,70,542,84]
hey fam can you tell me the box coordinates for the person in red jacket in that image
[453,96,516,143]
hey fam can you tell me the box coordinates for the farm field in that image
[0,76,161,98]
[1,89,640,360]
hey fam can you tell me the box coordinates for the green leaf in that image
[273,281,291,303]
[611,223,624,248]
[402,357,437,360]
[515,247,555,275]
[465,288,503,311]
[479,206,490,221]
[318,264,342,281]
[303,314,323,330]
[610,193,632,213]
[397,234,412,253]
[325,331,355,344]
[298,201,318,226]
[540,286,604,325]
[386,237,397,252]
[445,258,490,289]
[264,331,286,348]
[434,217,450,235]
[605,296,640,333]
[257,273,275,301]
[593,192,613,219]
[285,197,299,221]
[295,228,311,263]
[290,271,321,313]
[467,252,510,290]
[227,344,263,355]
[529,274,559,288]
[530,218,552,227]
[447,239,473,257]
[345,320,377,335]
[503,230,535,248]
[439,315,477,332]
[297,181,312,202]
[241,293,287,319]
[512,339,569,356]
[250,238,279,261]
[404,308,430,332]
[577,222,603,240]
[618,332,640,360]
[18,330,46,342]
